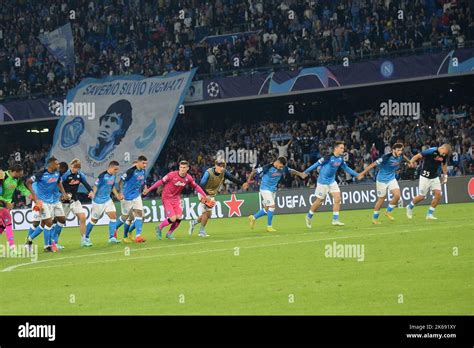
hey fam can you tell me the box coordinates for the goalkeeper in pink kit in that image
[143,160,214,240]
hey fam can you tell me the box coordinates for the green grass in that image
[0,203,473,315]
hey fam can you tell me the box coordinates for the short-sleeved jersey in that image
[30,169,61,204]
[121,166,146,200]
[305,155,359,185]
[421,147,447,179]
[257,164,291,192]
[375,154,403,183]
[61,169,93,201]
[93,171,117,204]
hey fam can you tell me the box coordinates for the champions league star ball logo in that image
[207,82,220,98]
[48,100,62,116]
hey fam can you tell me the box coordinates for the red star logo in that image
[223,193,244,217]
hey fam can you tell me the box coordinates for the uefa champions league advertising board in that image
[9,176,473,230]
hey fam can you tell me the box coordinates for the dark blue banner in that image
[199,48,474,102]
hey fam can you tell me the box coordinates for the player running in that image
[116,156,148,243]
[143,160,212,240]
[57,159,94,247]
[85,161,123,245]
[0,164,32,249]
[25,157,68,252]
[304,141,362,228]
[358,143,411,224]
[188,159,249,237]
[247,156,306,232]
[406,144,451,220]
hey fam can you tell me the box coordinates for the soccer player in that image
[85,161,123,245]
[304,141,362,228]
[406,144,451,220]
[0,164,32,209]
[0,164,32,248]
[358,143,411,224]
[188,159,249,237]
[57,159,94,247]
[116,156,148,243]
[247,156,306,232]
[143,160,212,240]
[25,157,68,252]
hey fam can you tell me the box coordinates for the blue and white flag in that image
[39,22,75,73]
[49,69,196,180]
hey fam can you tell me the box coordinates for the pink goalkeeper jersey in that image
[148,171,206,201]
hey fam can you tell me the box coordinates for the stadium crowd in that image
[1,0,474,99]
[159,102,474,193]
[1,102,472,207]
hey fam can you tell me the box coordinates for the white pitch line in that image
[1,218,465,273]
[0,222,403,273]
[3,226,436,272]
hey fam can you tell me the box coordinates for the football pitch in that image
[1,203,473,315]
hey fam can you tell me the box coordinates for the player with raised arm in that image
[143,160,212,240]
[406,144,451,220]
[25,157,68,252]
[115,156,148,243]
[188,159,249,237]
[0,164,32,250]
[56,159,95,248]
[358,143,412,224]
[84,161,123,245]
[304,141,362,228]
[247,156,306,232]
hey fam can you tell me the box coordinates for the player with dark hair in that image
[406,143,452,220]
[143,160,211,240]
[359,143,412,224]
[189,159,249,237]
[0,164,32,210]
[247,156,306,232]
[84,161,123,245]
[25,157,68,252]
[0,164,32,250]
[116,155,148,243]
[304,142,362,228]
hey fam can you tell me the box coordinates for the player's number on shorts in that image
[422,170,430,177]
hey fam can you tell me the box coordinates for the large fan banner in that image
[50,69,196,179]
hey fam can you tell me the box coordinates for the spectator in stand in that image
[1,0,473,98]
